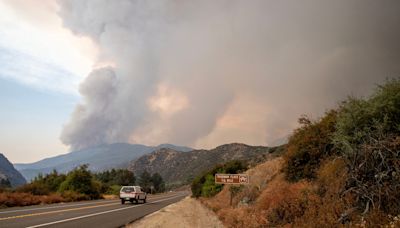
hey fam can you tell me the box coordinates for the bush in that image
[334,79,400,215]
[334,79,400,148]
[201,174,223,197]
[16,170,66,195]
[284,110,338,182]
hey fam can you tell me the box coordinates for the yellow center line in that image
[0,201,120,221]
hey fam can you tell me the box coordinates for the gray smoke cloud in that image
[59,0,400,151]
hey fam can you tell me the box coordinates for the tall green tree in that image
[115,169,136,186]
[151,173,165,193]
[138,170,152,192]
[95,169,135,186]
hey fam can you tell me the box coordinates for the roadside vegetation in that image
[195,79,400,227]
[191,160,248,198]
[0,165,165,208]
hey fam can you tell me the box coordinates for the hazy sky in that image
[1,0,399,163]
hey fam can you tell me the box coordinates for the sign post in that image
[215,173,249,206]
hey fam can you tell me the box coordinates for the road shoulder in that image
[127,196,224,228]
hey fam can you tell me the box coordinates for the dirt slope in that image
[127,196,224,228]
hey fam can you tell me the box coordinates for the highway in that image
[0,192,187,228]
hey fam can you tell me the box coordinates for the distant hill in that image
[0,153,26,187]
[129,143,284,187]
[14,143,192,181]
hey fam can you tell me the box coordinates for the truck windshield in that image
[121,187,134,193]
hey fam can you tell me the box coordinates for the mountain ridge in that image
[129,143,284,187]
[14,143,192,181]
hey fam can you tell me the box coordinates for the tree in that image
[151,173,165,193]
[115,169,136,186]
[95,170,112,183]
[138,170,152,193]
[43,170,67,192]
[95,169,135,186]
[59,164,101,199]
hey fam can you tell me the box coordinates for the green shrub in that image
[201,174,223,197]
[283,110,338,182]
[191,175,205,198]
[16,170,66,195]
[333,79,400,215]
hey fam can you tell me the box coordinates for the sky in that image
[1,0,399,163]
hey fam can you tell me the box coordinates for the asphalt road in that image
[0,192,188,228]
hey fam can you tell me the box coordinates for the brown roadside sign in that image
[215,173,249,184]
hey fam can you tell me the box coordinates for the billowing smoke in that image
[59,0,400,151]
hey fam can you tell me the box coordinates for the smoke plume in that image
[59,0,400,151]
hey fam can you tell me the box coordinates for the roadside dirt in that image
[127,196,224,228]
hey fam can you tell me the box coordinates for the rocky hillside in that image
[0,153,26,187]
[129,143,283,186]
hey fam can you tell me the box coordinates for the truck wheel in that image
[143,198,146,203]
[121,199,125,204]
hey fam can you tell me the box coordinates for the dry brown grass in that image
[247,157,283,191]
[0,192,64,208]
[201,157,354,227]
[60,191,91,201]
[102,194,118,200]
[217,207,267,228]
[0,191,104,208]
[201,158,289,227]
[257,175,315,226]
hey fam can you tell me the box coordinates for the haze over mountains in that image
[14,143,192,181]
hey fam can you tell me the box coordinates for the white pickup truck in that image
[120,186,147,204]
